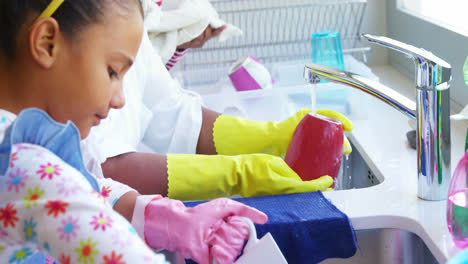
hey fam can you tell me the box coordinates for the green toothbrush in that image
[465,128,468,152]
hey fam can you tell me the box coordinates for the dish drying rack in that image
[175,0,370,87]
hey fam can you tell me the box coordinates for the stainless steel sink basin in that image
[321,228,439,264]
[335,141,382,190]
[324,142,439,263]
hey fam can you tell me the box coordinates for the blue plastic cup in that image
[311,30,345,70]
[309,30,348,107]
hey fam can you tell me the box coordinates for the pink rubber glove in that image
[143,196,268,264]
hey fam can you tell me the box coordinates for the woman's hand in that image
[177,25,227,50]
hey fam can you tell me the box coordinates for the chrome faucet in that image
[304,34,452,201]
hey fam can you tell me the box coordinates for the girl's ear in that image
[29,17,61,69]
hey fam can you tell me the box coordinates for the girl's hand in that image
[141,196,268,264]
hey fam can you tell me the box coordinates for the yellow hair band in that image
[34,0,65,22]
[30,0,64,30]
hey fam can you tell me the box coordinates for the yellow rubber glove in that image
[213,109,353,157]
[167,153,333,201]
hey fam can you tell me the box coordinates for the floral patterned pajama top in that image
[0,109,168,264]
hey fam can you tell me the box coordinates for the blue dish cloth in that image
[185,191,357,264]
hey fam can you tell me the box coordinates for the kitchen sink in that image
[321,228,439,264]
[335,140,382,190]
[324,141,439,264]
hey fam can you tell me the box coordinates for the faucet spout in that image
[304,64,417,119]
[304,35,451,201]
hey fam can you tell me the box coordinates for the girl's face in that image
[38,4,143,138]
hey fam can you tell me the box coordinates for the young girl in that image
[0,1,267,263]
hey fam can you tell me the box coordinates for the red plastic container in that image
[285,113,344,187]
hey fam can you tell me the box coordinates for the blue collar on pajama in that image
[0,108,100,192]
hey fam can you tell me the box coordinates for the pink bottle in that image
[447,150,468,248]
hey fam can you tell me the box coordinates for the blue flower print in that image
[9,247,32,264]
[24,218,37,242]
[6,168,28,193]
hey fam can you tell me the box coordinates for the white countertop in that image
[322,65,468,263]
